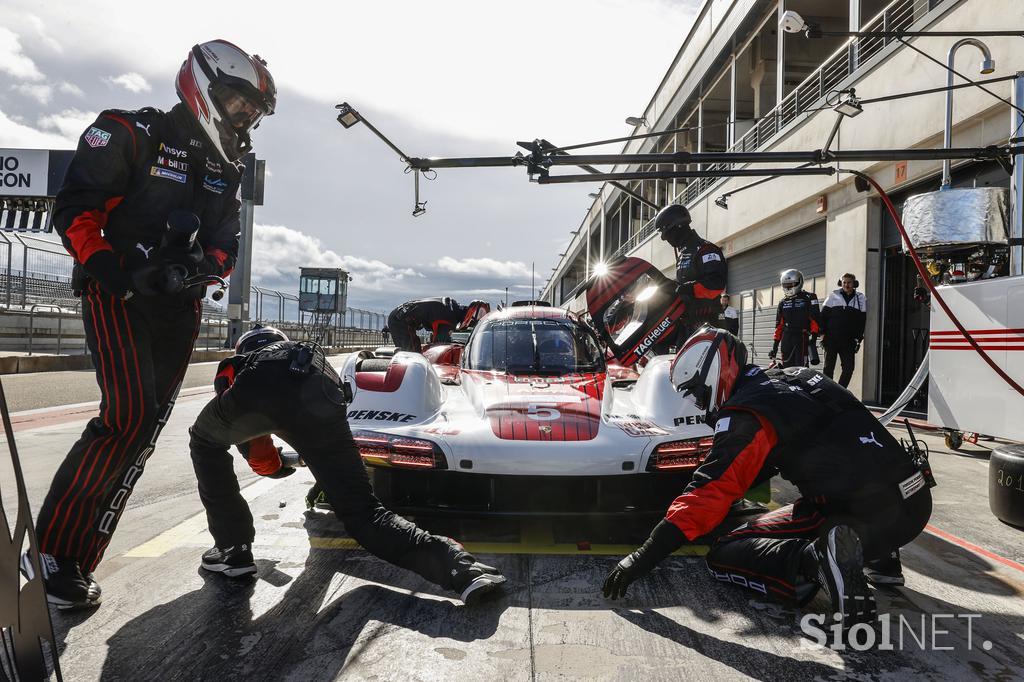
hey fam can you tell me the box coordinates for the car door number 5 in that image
[527,402,561,421]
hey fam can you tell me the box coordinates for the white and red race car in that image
[339,276,716,516]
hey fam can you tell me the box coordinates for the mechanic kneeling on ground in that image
[651,204,727,353]
[770,269,822,368]
[602,327,933,629]
[386,297,488,353]
[189,327,507,605]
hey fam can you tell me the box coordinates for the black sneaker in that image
[451,557,506,605]
[864,550,905,587]
[812,526,877,629]
[200,545,257,577]
[21,552,101,610]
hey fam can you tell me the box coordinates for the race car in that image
[338,297,717,516]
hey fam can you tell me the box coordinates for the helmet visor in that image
[211,82,265,132]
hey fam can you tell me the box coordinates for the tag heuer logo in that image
[84,126,111,148]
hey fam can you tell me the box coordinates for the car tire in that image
[989,445,1024,529]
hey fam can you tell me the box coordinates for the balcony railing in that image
[599,0,939,265]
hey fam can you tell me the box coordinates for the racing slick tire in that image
[989,445,1024,529]
[944,430,963,451]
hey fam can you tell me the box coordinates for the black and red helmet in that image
[176,39,276,164]
[459,300,490,329]
[669,325,747,421]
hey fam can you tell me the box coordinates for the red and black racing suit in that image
[190,341,477,590]
[773,291,821,368]
[665,366,931,603]
[36,104,240,572]
[387,297,466,352]
[655,231,726,353]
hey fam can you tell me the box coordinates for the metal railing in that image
[605,0,937,264]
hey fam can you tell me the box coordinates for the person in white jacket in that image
[821,274,867,388]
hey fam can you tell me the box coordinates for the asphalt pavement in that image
[2,384,1022,680]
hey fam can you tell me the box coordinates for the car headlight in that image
[646,436,714,471]
[353,430,447,469]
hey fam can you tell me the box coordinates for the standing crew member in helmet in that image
[29,39,275,610]
[653,204,727,353]
[821,274,867,388]
[387,297,489,353]
[770,269,821,368]
[189,326,507,604]
[602,327,933,628]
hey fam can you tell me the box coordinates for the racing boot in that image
[864,549,904,587]
[805,525,876,630]
[441,537,507,605]
[21,552,101,610]
[201,544,257,578]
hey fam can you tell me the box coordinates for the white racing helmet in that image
[669,325,747,421]
[780,269,804,299]
[176,39,276,164]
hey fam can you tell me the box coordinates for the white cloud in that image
[252,223,420,291]
[435,256,533,279]
[105,72,151,93]
[0,26,44,81]
[0,109,73,147]
[58,81,84,97]
[26,14,62,53]
[12,82,52,104]
[38,108,97,140]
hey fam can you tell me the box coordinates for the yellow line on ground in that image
[308,535,709,557]
[123,477,280,558]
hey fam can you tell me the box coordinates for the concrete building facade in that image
[540,0,1020,407]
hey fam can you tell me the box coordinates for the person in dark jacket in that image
[30,39,275,610]
[602,328,932,629]
[821,274,867,388]
[652,204,727,353]
[717,293,739,335]
[387,298,488,352]
[770,269,821,368]
[189,326,506,604]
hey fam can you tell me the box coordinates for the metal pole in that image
[942,39,994,188]
[1012,72,1024,276]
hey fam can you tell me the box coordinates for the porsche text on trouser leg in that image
[36,282,200,573]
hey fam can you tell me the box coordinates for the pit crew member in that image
[387,298,488,352]
[30,39,274,610]
[652,204,726,353]
[770,269,821,368]
[821,274,867,388]
[602,327,933,628]
[189,327,507,605]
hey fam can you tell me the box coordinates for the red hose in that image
[852,170,1024,398]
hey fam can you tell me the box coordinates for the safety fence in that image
[0,234,389,354]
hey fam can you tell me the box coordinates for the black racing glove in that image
[159,239,204,271]
[675,281,695,299]
[853,339,862,353]
[768,340,779,360]
[130,263,186,296]
[82,250,132,299]
[602,520,685,600]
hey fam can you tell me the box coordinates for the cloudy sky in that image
[0,0,699,313]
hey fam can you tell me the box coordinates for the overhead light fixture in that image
[625,116,649,127]
[834,94,863,118]
[714,195,729,210]
[588,191,601,199]
[335,102,361,128]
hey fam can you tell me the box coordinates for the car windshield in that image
[466,318,604,374]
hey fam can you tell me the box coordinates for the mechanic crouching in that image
[386,297,489,352]
[602,327,933,629]
[188,327,507,605]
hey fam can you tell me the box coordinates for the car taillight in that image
[647,436,714,471]
[352,430,447,469]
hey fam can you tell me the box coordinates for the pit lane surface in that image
[4,384,1023,680]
